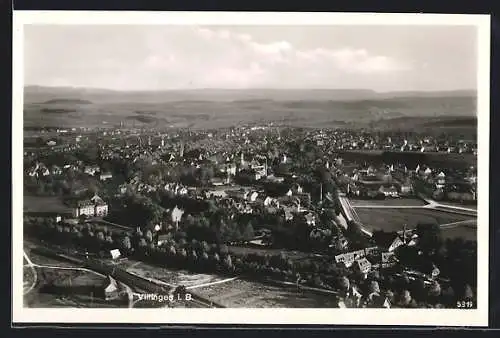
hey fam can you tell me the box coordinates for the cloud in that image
[24,25,413,90]
[183,26,410,88]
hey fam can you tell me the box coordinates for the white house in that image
[249,191,259,202]
[356,258,372,274]
[84,165,100,176]
[379,185,399,198]
[100,172,113,181]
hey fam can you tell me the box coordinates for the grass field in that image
[112,258,341,307]
[228,246,310,260]
[439,222,477,241]
[23,195,72,214]
[349,198,426,207]
[117,260,226,288]
[195,279,339,308]
[354,208,474,233]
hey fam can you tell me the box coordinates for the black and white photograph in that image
[12,12,490,326]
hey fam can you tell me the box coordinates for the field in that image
[228,246,310,260]
[116,259,226,288]
[24,269,126,308]
[23,244,130,308]
[438,201,478,210]
[349,198,426,207]
[110,258,340,308]
[439,221,477,241]
[195,278,339,308]
[23,195,72,214]
[354,208,475,233]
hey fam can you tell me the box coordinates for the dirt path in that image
[23,251,38,295]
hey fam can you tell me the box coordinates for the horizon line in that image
[24,84,478,94]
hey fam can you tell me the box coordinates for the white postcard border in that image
[12,11,491,326]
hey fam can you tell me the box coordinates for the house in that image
[266,175,285,183]
[355,258,372,274]
[109,249,122,260]
[264,196,279,208]
[101,275,120,301]
[400,182,413,195]
[284,209,294,221]
[84,165,100,176]
[72,194,109,218]
[379,185,399,198]
[211,177,224,187]
[157,234,171,246]
[248,191,259,202]
[171,206,184,229]
[117,184,128,196]
[51,165,63,176]
[100,172,113,181]
[305,213,316,226]
[72,200,95,218]
[423,167,433,176]
[436,171,446,189]
[388,236,405,252]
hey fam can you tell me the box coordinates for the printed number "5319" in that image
[456,300,474,308]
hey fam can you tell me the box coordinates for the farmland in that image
[23,86,476,130]
[106,258,339,308]
[349,198,427,207]
[115,259,227,288]
[353,208,475,233]
[23,195,72,214]
[439,221,477,241]
[195,278,339,308]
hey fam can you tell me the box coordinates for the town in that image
[23,122,478,309]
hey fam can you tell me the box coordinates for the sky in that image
[23,25,478,92]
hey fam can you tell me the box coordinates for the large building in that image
[71,194,109,218]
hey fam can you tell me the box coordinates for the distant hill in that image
[22,85,477,130]
[42,98,93,105]
[24,85,476,103]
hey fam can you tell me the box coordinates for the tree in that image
[339,276,350,293]
[219,244,229,256]
[223,254,233,271]
[190,250,198,263]
[370,281,381,295]
[145,229,153,243]
[121,236,132,252]
[442,286,455,307]
[464,284,474,300]
[416,222,443,254]
[200,241,210,254]
[96,231,105,242]
[242,222,255,240]
[400,290,413,307]
[428,281,442,298]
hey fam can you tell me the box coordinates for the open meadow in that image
[354,208,475,234]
